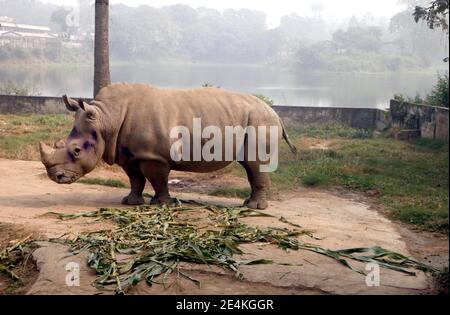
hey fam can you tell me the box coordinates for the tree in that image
[426,73,449,107]
[332,26,383,52]
[414,0,449,61]
[51,7,71,33]
[0,0,57,25]
[94,0,111,97]
[390,9,446,63]
[413,0,449,33]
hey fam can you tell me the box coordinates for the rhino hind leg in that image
[239,161,270,210]
[140,160,178,206]
[121,165,146,205]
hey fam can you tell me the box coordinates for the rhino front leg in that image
[140,160,178,206]
[121,165,146,205]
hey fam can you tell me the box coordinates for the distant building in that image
[311,3,324,20]
[0,16,14,23]
[0,21,58,49]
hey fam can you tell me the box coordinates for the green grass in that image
[208,187,251,199]
[302,170,330,187]
[414,138,447,150]
[0,114,73,160]
[78,178,128,188]
[272,125,449,232]
[225,123,448,232]
[287,123,373,139]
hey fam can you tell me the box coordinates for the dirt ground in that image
[0,158,448,295]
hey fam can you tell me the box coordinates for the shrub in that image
[0,81,41,96]
[202,83,221,88]
[394,73,449,108]
[253,94,274,107]
[393,93,425,104]
[426,73,449,108]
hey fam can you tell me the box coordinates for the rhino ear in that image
[78,99,99,120]
[78,99,86,111]
[63,95,80,112]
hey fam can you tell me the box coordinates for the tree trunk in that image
[94,0,111,97]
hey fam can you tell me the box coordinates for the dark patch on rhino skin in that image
[121,146,134,160]
[68,127,79,139]
[83,141,95,150]
[68,151,76,163]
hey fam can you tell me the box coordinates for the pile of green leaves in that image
[0,235,33,281]
[51,203,436,294]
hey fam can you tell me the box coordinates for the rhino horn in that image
[39,142,56,166]
[54,139,66,149]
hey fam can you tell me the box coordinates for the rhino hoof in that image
[121,195,145,206]
[244,197,268,210]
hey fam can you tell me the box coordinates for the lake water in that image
[0,63,445,109]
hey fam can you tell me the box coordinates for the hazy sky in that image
[40,0,405,27]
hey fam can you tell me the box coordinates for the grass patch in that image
[0,114,73,160]
[272,133,449,232]
[208,187,251,199]
[414,138,447,150]
[339,173,376,191]
[302,171,330,187]
[78,178,128,188]
[392,205,435,227]
[288,123,373,139]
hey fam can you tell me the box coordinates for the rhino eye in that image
[83,141,93,150]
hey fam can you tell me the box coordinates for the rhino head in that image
[39,95,106,184]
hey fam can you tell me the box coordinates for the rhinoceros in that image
[39,83,296,209]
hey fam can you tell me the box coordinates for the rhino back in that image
[95,84,281,165]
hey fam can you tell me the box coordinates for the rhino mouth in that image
[48,168,82,184]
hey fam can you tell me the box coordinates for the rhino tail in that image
[279,118,297,154]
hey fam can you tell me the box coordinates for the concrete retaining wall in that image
[1,94,388,130]
[390,99,449,141]
[273,105,388,130]
[0,95,68,114]
[6,95,447,140]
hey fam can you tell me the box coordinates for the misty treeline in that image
[0,0,448,72]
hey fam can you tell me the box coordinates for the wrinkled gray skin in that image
[40,84,296,210]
